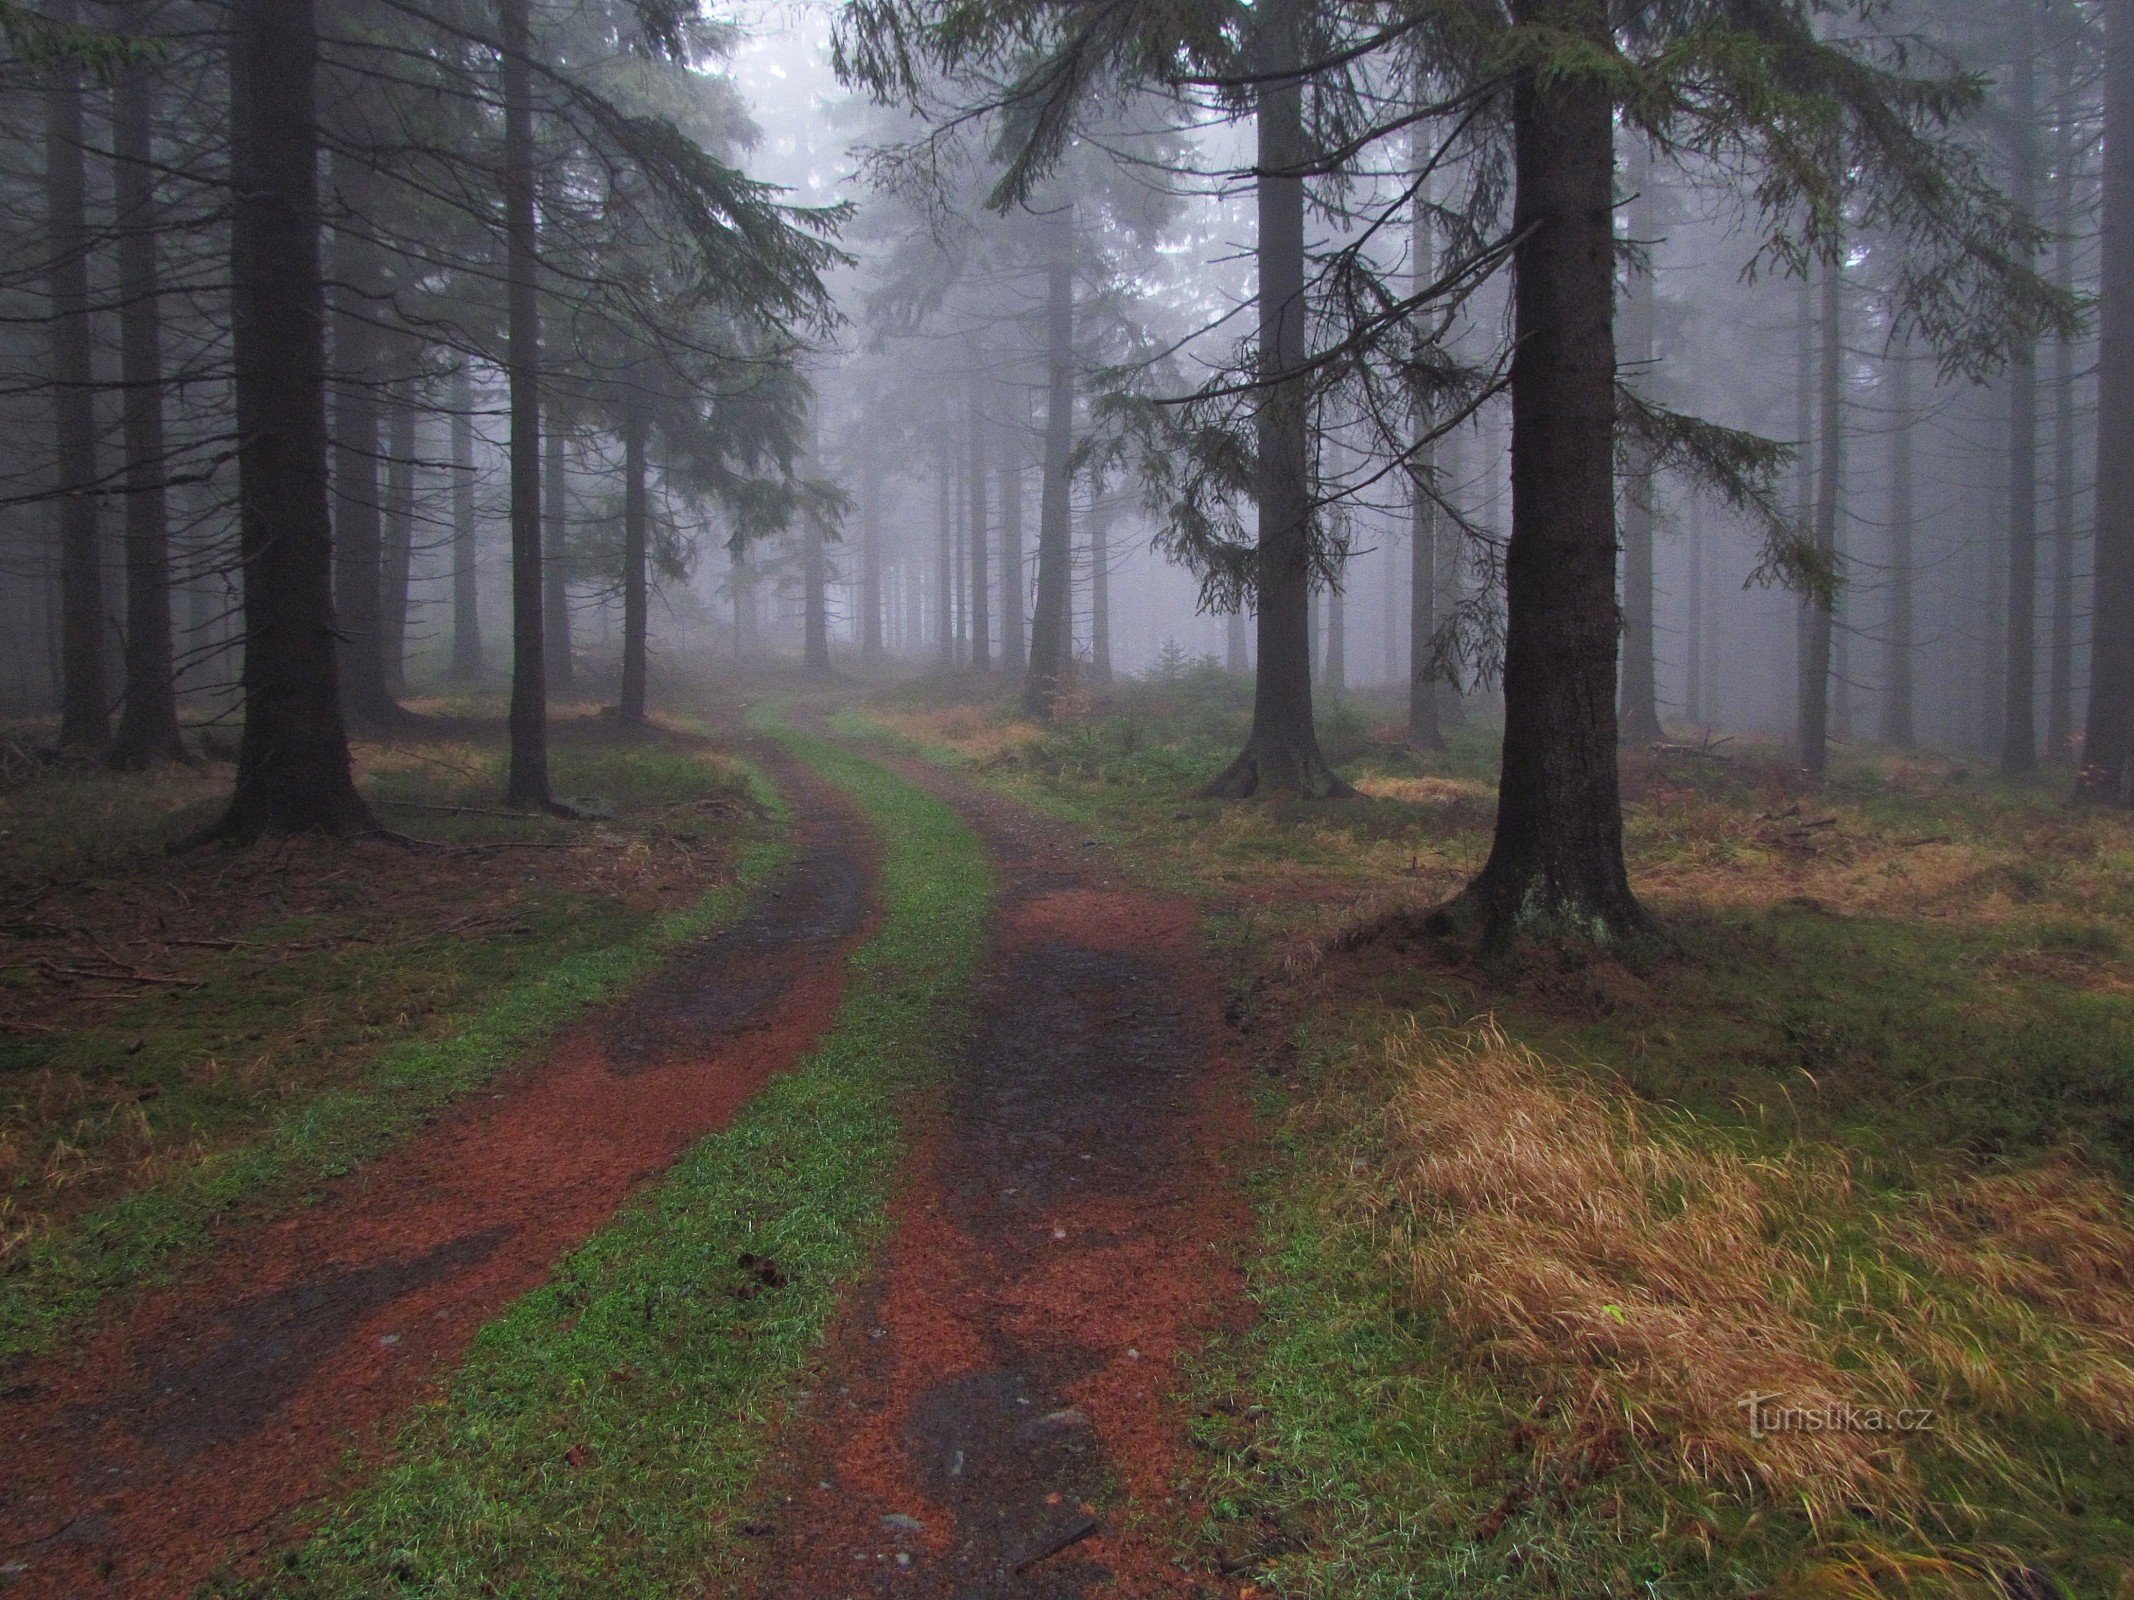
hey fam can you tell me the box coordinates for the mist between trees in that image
[0,0,2115,944]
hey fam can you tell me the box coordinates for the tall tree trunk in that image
[1456,0,1642,945]
[107,25,186,767]
[953,455,967,660]
[1882,342,1917,747]
[999,419,1024,670]
[1799,254,1842,776]
[1024,203,1077,713]
[1324,568,1343,694]
[2085,0,2134,798]
[619,399,649,719]
[1684,514,1705,726]
[380,381,416,696]
[1406,136,1444,749]
[2048,15,2080,764]
[328,152,399,727]
[1617,139,1662,744]
[2003,0,2042,776]
[967,379,990,671]
[860,447,883,658]
[450,362,482,677]
[936,440,955,664]
[544,411,573,693]
[45,0,105,751]
[1227,607,1248,674]
[1203,0,1347,795]
[1088,497,1112,686]
[212,0,370,837]
[499,0,550,808]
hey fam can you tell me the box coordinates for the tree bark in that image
[2003,0,2041,776]
[380,378,416,697]
[1617,139,1662,744]
[1454,0,1643,946]
[544,410,573,693]
[44,0,106,751]
[499,0,551,809]
[1882,341,1917,747]
[1799,254,1842,776]
[2085,0,2134,799]
[619,399,649,719]
[1024,201,1077,715]
[1323,566,1343,694]
[1407,126,1444,750]
[1684,513,1705,726]
[449,361,482,678]
[212,0,371,837]
[1089,497,1112,686]
[967,378,990,671]
[860,447,883,658]
[2048,14,2081,765]
[107,23,187,767]
[328,152,400,727]
[999,416,1024,671]
[1203,0,1348,796]
[936,438,955,664]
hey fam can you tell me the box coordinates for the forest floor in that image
[851,664,2134,1600]
[3,670,2132,1600]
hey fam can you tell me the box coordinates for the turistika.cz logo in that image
[1737,1393,1935,1440]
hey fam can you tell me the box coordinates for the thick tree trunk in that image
[2003,0,2042,776]
[1203,0,1347,797]
[967,380,990,671]
[328,153,400,727]
[1617,140,1662,744]
[1455,0,1643,946]
[860,448,883,659]
[449,362,482,678]
[212,0,371,837]
[619,401,649,720]
[499,0,551,808]
[1023,202,1077,715]
[1882,343,1917,747]
[1799,255,1842,776]
[2086,0,2134,798]
[1088,498,1112,687]
[44,0,106,751]
[544,412,573,693]
[999,422,1023,670]
[380,383,416,696]
[107,29,187,767]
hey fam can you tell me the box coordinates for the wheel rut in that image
[0,739,876,1600]
[748,760,1251,1600]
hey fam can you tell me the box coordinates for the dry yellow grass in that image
[876,705,1045,765]
[1341,1019,2134,1537]
[1355,1019,1918,1522]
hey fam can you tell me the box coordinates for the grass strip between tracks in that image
[249,716,990,1599]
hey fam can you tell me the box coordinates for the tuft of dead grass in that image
[1343,1017,2134,1559]
[1355,1019,1919,1524]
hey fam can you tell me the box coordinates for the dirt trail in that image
[0,742,875,1599]
[748,759,1251,1599]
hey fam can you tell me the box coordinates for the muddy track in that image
[0,740,876,1599]
[748,755,1251,1599]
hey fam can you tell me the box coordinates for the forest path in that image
[746,744,1252,1600]
[0,737,877,1600]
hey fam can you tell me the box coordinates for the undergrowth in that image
[242,715,990,1600]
